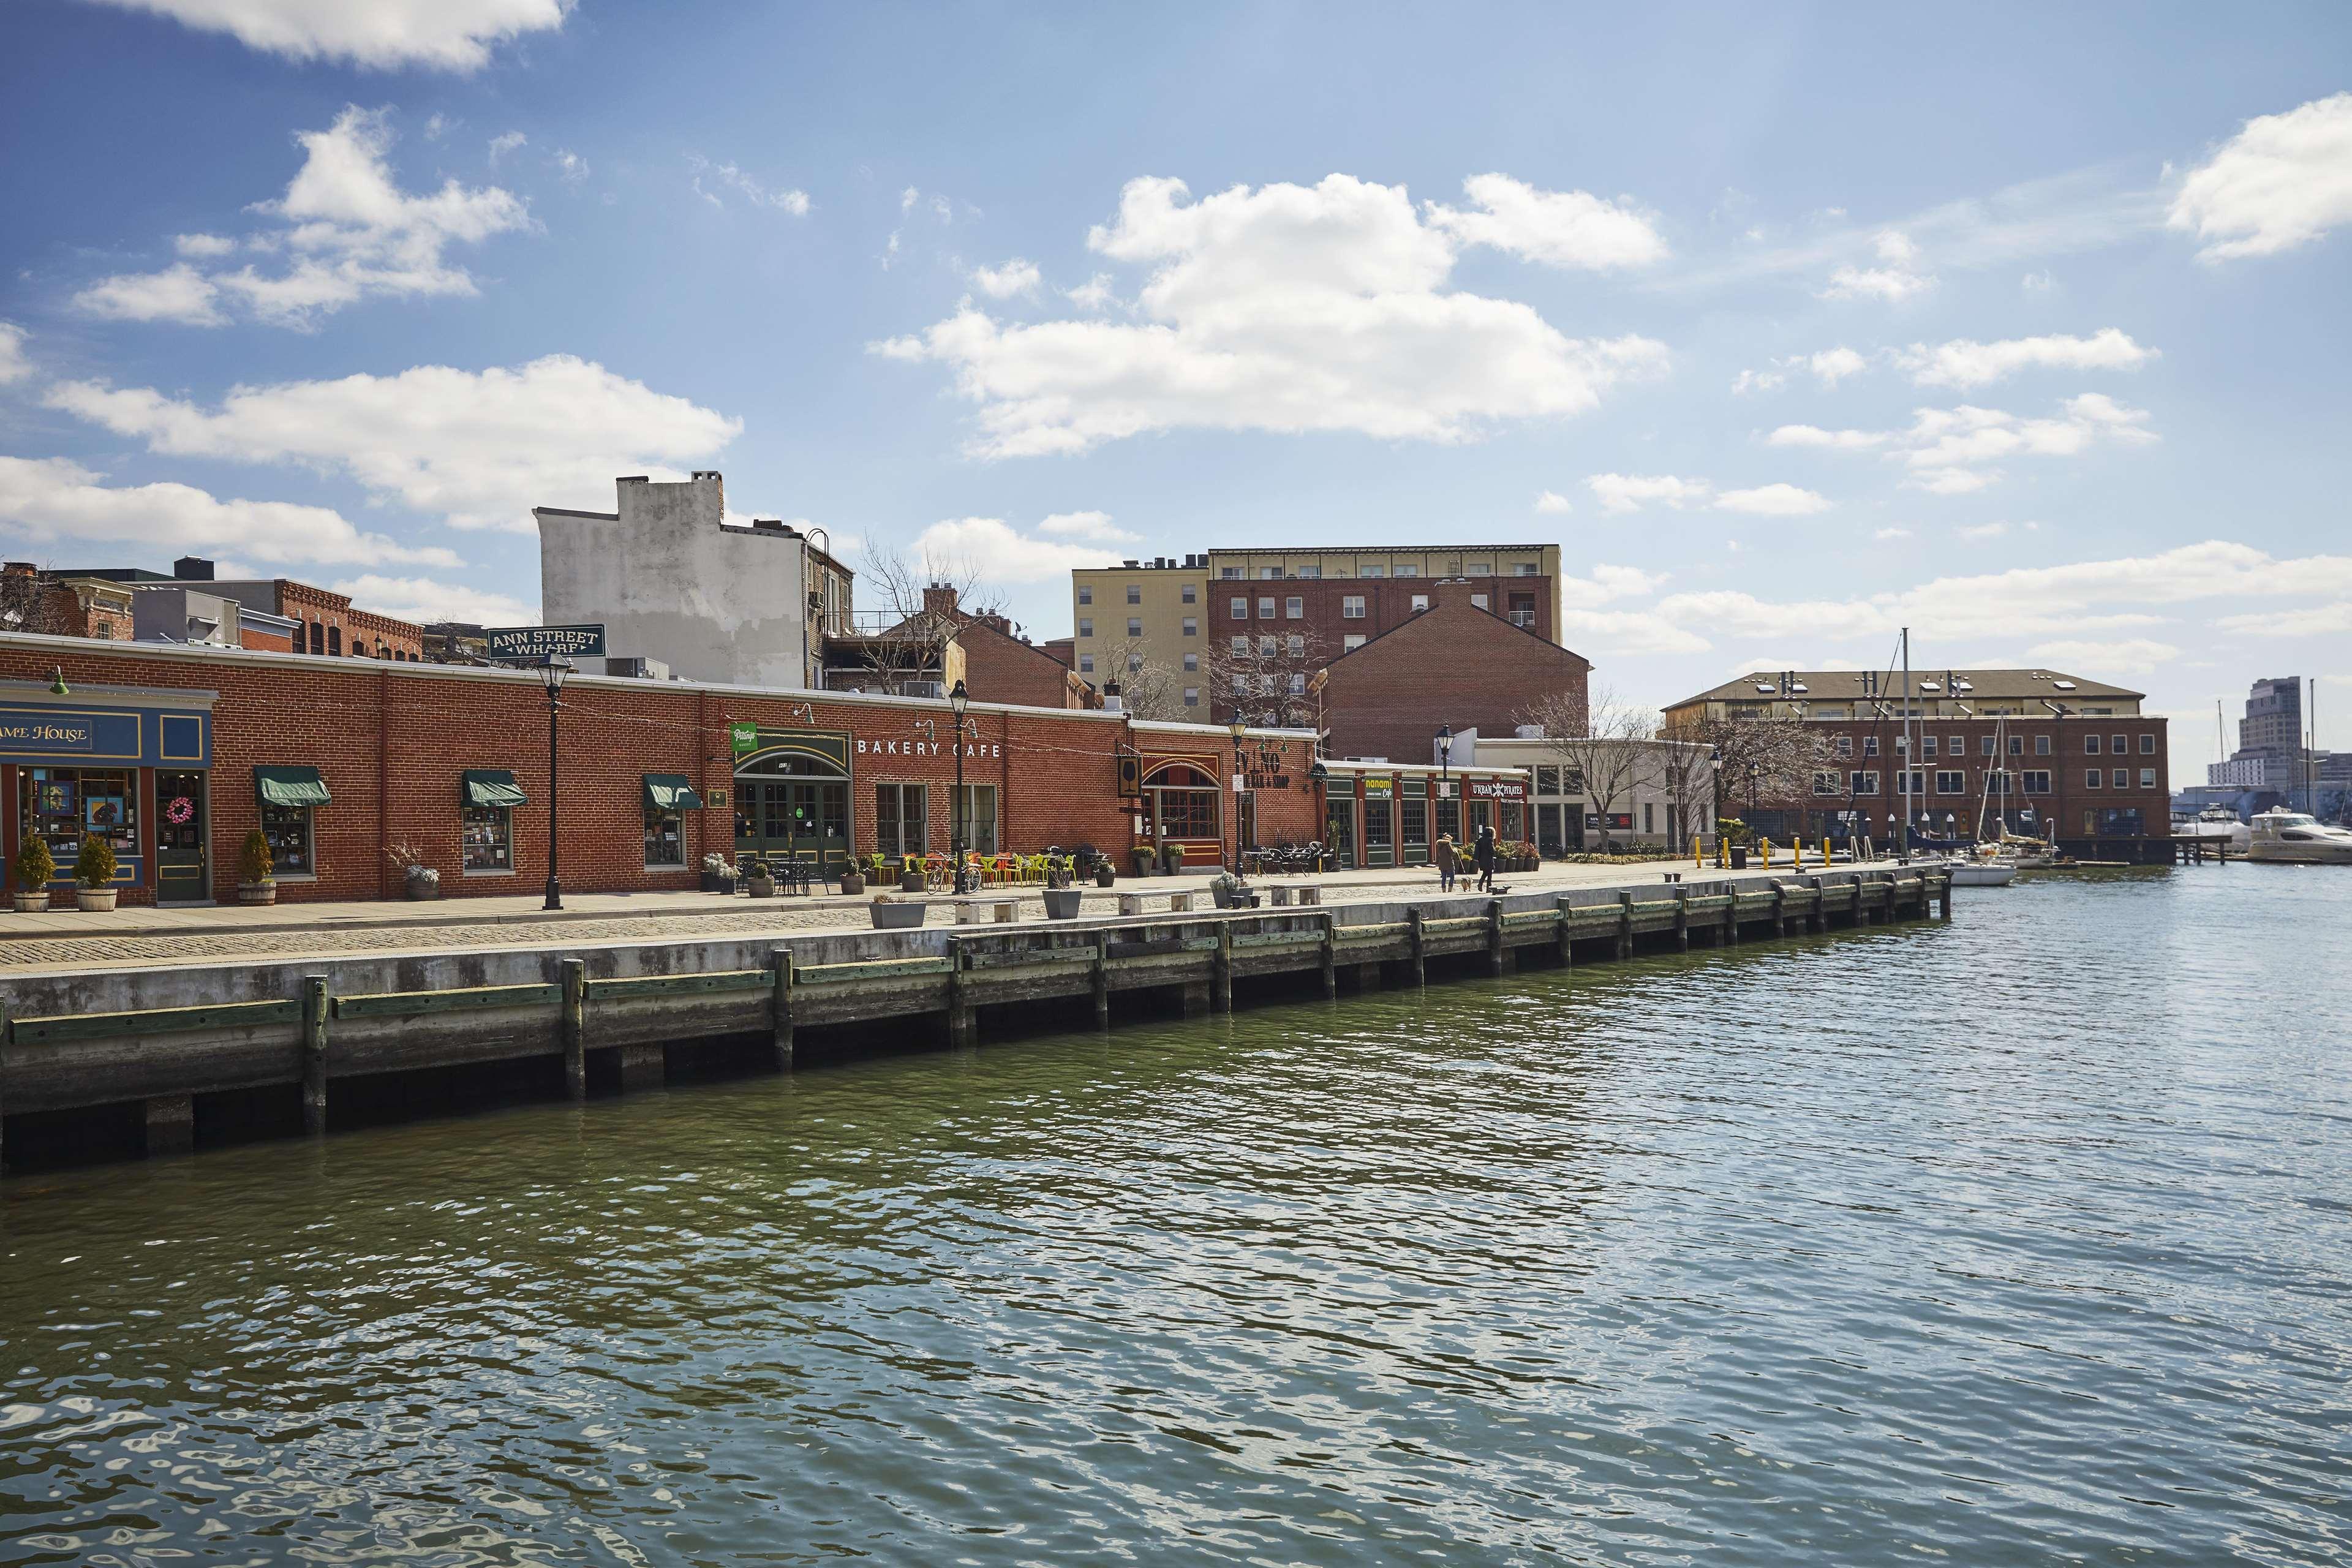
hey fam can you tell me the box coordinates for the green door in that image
[735,777,850,873]
[156,770,209,903]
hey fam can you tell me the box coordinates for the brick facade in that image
[1317,586,1592,763]
[0,635,1318,905]
[275,581,427,662]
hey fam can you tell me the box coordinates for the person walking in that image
[1435,831,1457,891]
[1474,820,1496,892]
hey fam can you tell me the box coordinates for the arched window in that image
[327,626,341,655]
[307,621,325,655]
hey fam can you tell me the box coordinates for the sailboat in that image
[1947,714,2019,885]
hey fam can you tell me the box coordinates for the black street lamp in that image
[538,656,573,910]
[1228,714,1249,875]
[948,679,973,894]
[1436,723,1453,830]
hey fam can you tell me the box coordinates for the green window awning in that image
[462,769,529,808]
[643,774,704,811]
[254,765,331,807]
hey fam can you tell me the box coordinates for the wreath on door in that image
[167,795,196,824]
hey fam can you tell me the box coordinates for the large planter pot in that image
[1042,888,1084,920]
[839,872,867,896]
[699,872,736,894]
[1094,865,1117,888]
[1160,849,1183,875]
[1130,850,1154,877]
[870,900,926,929]
[13,891,50,913]
[76,886,119,912]
[900,871,928,893]
[746,875,775,899]
[238,880,276,906]
[1210,882,1235,910]
[404,872,440,900]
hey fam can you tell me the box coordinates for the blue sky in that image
[3,1,2348,783]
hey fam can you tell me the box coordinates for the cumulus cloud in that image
[873,173,1670,456]
[1820,233,1934,301]
[1736,345,1869,393]
[45,354,741,534]
[970,259,1042,299]
[1561,563,1665,606]
[329,573,535,625]
[1034,510,1137,543]
[1425,173,1669,269]
[1768,423,1888,451]
[1874,526,1913,540]
[905,516,1129,581]
[488,130,527,164]
[1064,274,1116,311]
[1770,393,2155,492]
[173,232,237,258]
[76,0,568,70]
[0,323,31,385]
[1586,473,1828,516]
[1901,328,2157,388]
[2169,92,2352,260]
[0,455,460,568]
[686,155,810,214]
[1534,489,1573,514]
[73,107,529,329]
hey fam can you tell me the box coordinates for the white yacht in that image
[2245,809,2352,865]
[2173,804,2252,853]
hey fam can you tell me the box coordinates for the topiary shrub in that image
[76,832,118,888]
[239,827,274,883]
[14,834,56,892]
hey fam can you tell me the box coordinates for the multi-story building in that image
[29,556,411,658]
[1665,666,2174,858]
[1069,543,1566,716]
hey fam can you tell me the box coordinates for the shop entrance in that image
[1139,761,1222,862]
[736,776,850,874]
[156,770,208,903]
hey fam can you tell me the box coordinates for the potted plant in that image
[899,858,929,892]
[1130,845,1154,876]
[12,834,55,913]
[744,856,776,898]
[1094,856,1117,888]
[839,862,867,895]
[386,841,439,900]
[238,827,276,905]
[74,833,120,911]
[1161,841,1185,875]
[1719,818,1754,870]
[700,852,737,894]
[1210,870,1258,909]
[1042,882,1084,919]
[869,891,926,929]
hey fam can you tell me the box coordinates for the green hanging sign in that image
[730,721,759,755]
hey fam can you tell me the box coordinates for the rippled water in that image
[4,867,2349,1565]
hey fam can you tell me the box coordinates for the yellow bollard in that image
[1822,835,1831,864]
[1762,838,1773,868]
[1692,835,1702,867]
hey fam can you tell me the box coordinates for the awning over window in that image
[643,774,704,811]
[254,765,331,807]
[462,769,529,808]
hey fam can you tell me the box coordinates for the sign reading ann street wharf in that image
[486,625,607,661]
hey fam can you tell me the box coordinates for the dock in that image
[0,865,1951,1172]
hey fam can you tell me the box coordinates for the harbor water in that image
[2,866,2347,1564]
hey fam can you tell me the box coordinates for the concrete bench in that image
[953,897,1018,925]
[1116,889,1196,918]
[1267,883,1322,907]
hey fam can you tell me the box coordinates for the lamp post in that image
[1228,714,1249,875]
[1436,724,1453,840]
[539,656,573,910]
[948,679,973,894]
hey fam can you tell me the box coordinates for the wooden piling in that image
[1408,906,1427,986]
[1673,886,1690,951]
[560,958,587,1099]
[301,974,329,1136]
[1616,890,1634,957]
[144,1093,194,1158]
[1486,898,1508,976]
[1554,897,1575,966]
[1091,932,1110,1028]
[1213,922,1234,1012]
[1319,911,1337,998]
[771,948,796,1068]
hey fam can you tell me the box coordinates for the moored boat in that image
[2245,809,2352,865]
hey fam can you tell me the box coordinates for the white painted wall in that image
[537,472,813,689]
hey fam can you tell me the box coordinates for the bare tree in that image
[1520,685,1653,851]
[1098,638,1188,720]
[1204,623,1331,729]
[1653,717,1717,845]
[1695,710,1820,820]
[832,547,1011,696]
[0,564,79,638]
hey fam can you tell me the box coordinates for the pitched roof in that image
[1669,666,2146,708]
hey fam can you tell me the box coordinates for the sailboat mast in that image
[1901,628,1913,860]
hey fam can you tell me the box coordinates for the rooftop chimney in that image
[174,556,215,581]
[1101,680,1123,715]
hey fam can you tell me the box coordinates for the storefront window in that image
[876,782,929,859]
[1501,802,1524,842]
[262,801,315,875]
[644,801,685,865]
[462,806,511,871]
[20,767,135,872]
[954,784,998,855]
[1436,795,1461,842]
[1325,796,1355,863]
[1400,796,1428,852]
[1364,798,1393,850]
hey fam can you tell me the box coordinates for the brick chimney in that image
[922,584,960,618]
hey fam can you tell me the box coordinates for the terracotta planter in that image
[76,887,119,912]
[13,891,50,913]
[238,881,276,906]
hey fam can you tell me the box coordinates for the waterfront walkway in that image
[0,858,1827,974]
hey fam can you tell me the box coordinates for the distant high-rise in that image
[2212,676,2319,794]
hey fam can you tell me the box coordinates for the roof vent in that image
[2052,680,2077,691]
[1918,680,1940,693]
[1788,682,1809,694]
[752,518,786,532]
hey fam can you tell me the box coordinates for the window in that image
[1288,673,1306,695]
[1342,595,1366,618]
[2110,734,2127,756]
[1469,560,1492,575]
[1922,736,1937,757]
[1183,687,1199,707]
[1126,617,1142,638]
[2085,733,2101,754]
[2035,734,2051,755]
[2085,768,2103,790]
[1979,736,1995,756]
[2023,771,2051,794]
[1344,634,1366,651]
[1182,652,1198,672]
[1286,635,1303,657]
[1231,635,1248,655]
[1257,635,1276,656]
[1298,565,1321,579]
[307,621,324,654]
[2112,769,2129,790]
[2139,734,2155,755]
[2139,767,2156,789]
[1864,736,1880,757]
[1986,772,2011,796]
[1285,596,1303,618]
[1361,565,1385,579]
[1537,766,1562,796]
[1231,597,1248,620]
[1078,617,1093,638]
[2009,735,2024,755]
[1896,769,1925,795]
[643,779,693,867]
[327,625,341,655]
[875,782,929,859]
[1516,562,1539,576]
[1257,597,1276,619]
[1126,583,1141,604]
[1814,771,1844,796]
[1181,584,1196,604]
[462,806,511,872]
[1851,771,1880,795]
[953,783,999,855]
[1220,566,1242,579]
[1396,565,1419,578]
[1259,567,1280,580]
[1257,673,1278,695]
[1834,736,1853,758]
[21,767,138,880]
[1643,802,1655,834]
[1948,733,1964,755]
[1936,770,1966,794]
[1470,593,1488,610]
[1077,586,1093,605]
[1231,675,1248,695]
[1128,654,1144,673]
[1078,655,1095,674]
[1410,594,1430,612]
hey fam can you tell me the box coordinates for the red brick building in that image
[0,633,1321,905]
[1317,585,1593,763]
[928,587,1090,710]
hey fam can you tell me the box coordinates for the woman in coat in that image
[1473,821,1497,892]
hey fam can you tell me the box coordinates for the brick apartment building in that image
[1666,667,2174,857]
[1317,584,1592,761]
[36,557,426,661]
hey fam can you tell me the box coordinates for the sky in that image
[2,2,2348,785]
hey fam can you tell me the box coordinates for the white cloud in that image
[72,262,226,326]
[552,149,588,185]
[1912,468,1997,496]
[1534,489,1573,514]
[329,573,534,625]
[0,323,30,385]
[1555,608,1711,655]
[1588,473,1826,516]
[1735,345,1871,394]
[1587,473,1713,513]
[1730,367,1787,396]
[1775,393,2156,493]
[1716,482,1831,516]
[74,108,529,330]
[1034,510,1138,543]
[686,155,810,215]
[77,0,568,70]
[1957,521,2010,541]
[1768,423,1887,450]
[1874,230,1921,265]
[46,354,741,534]
[1902,328,2156,388]
[1065,274,1116,311]
[970,259,1042,299]
[2026,638,2179,676]
[1561,563,1664,606]
[0,455,460,568]
[2169,92,2352,261]
[1874,527,1912,540]
[874,173,1669,457]
[1807,345,1869,386]
[173,232,237,258]
[2212,601,2352,638]
[488,130,527,164]
[905,516,1128,582]
[1819,264,1936,302]
[2021,270,2055,292]
[1425,173,1669,269]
